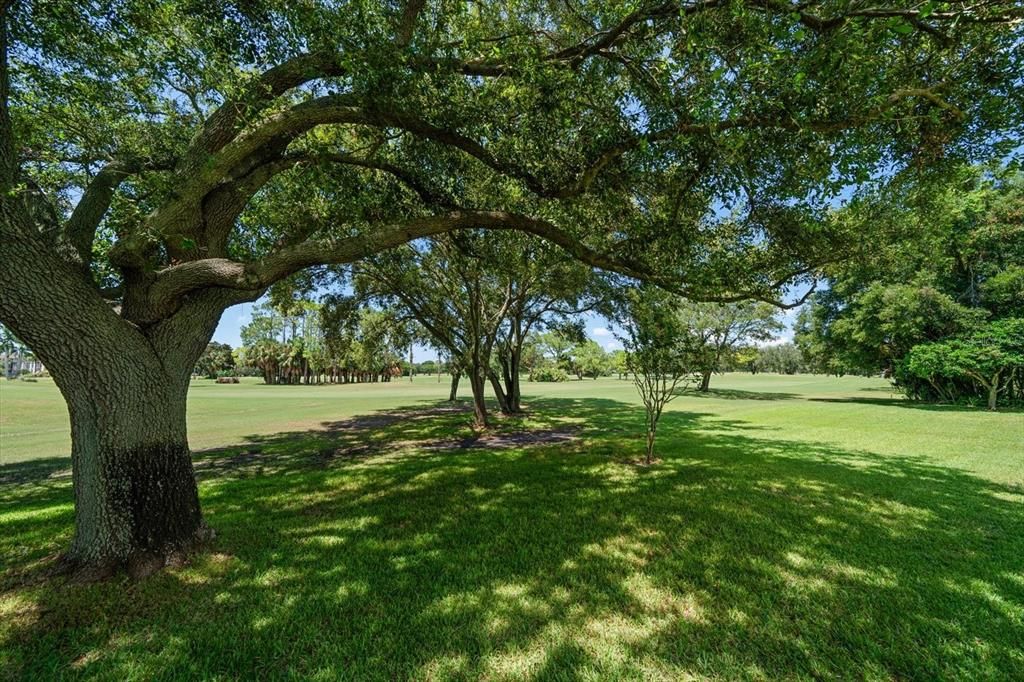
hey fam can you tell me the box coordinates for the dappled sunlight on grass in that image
[2,383,1023,679]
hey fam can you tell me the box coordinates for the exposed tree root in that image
[52,523,216,583]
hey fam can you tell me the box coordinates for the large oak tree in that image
[1,0,1020,576]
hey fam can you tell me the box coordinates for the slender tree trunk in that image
[489,370,512,415]
[641,396,663,465]
[468,369,489,428]
[699,369,712,392]
[448,370,460,401]
[499,350,522,413]
[988,374,1000,411]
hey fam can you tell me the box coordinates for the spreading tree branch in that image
[149,209,822,316]
[63,162,135,263]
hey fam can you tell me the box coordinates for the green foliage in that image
[755,343,808,375]
[613,286,700,462]
[193,341,234,379]
[906,318,1024,409]
[797,167,1024,400]
[831,283,983,369]
[532,330,581,374]
[571,340,611,379]
[981,265,1024,318]
[240,298,407,384]
[609,349,628,377]
[681,301,783,386]
[10,0,1023,314]
[531,367,569,383]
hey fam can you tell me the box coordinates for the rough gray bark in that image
[64,379,210,578]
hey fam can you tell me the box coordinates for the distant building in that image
[1,351,44,378]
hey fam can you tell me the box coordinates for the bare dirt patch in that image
[419,427,580,452]
[193,402,578,477]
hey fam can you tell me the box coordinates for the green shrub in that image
[532,367,569,382]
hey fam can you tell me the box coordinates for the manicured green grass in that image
[2,374,1022,680]
[0,375,466,465]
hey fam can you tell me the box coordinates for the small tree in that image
[572,340,610,379]
[681,301,783,391]
[194,342,235,378]
[614,287,698,464]
[534,328,583,378]
[610,349,629,379]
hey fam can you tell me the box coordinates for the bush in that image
[532,367,569,382]
[904,317,1024,409]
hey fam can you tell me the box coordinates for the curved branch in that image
[150,208,822,313]
[195,96,564,201]
[63,162,134,263]
[189,51,347,160]
[223,81,966,206]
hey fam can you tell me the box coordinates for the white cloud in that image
[604,340,623,351]
[592,327,612,337]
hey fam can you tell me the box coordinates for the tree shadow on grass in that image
[859,385,899,394]
[2,397,1023,680]
[680,387,800,401]
[809,396,1024,413]
[0,457,70,486]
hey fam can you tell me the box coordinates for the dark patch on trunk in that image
[108,441,205,554]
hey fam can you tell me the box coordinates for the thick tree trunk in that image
[699,369,712,392]
[0,228,239,578]
[62,372,210,578]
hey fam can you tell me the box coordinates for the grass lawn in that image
[1,374,1022,680]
